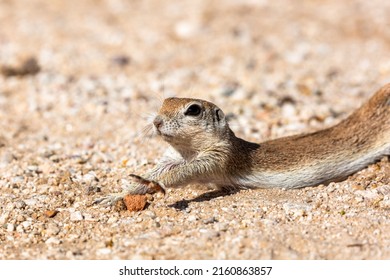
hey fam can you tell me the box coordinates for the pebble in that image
[83,213,98,222]
[199,229,220,240]
[203,217,217,224]
[44,210,58,218]
[70,211,84,221]
[21,221,32,229]
[187,215,197,222]
[111,55,131,67]
[11,176,24,184]
[46,224,60,236]
[144,211,156,219]
[107,217,118,224]
[0,213,10,224]
[27,165,39,172]
[46,237,61,245]
[16,215,25,223]
[283,203,312,218]
[16,224,25,233]
[96,248,112,255]
[7,223,15,232]
[24,199,38,207]
[15,200,27,209]
[213,222,229,232]
[82,172,99,183]
[355,190,381,201]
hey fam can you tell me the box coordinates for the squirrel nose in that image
[153,116,163,129]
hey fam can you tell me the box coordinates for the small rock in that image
[70,211,84,221]
[355,190,381,201]
[283,203,312,218]
[187,215,197,222]
[15,200,27,209]
[144,210,156,219]
[83,213,98,222]
[123,194,147,212]
[21,221,32,229]
[7,223,15,232]
[355,196,364,203]
[16,225,25,233]
[203,217,217,224]
[82,172,99,183]
[107,217,118,224]
[111,55,131,67]
[24,198,37,207]
[46,224,60,236]
[1,57,40,77]
[44,210,58,218]
[45,237,61,245]
[0,213,9,224]
[214,222,229,232]
[11,176,24,184]
[27,165,39,172]
[199,229,220,239]
[96,248,112,255]
[16,215,25,222]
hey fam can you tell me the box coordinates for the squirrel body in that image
[95,84,390,204]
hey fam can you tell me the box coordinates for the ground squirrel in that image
[95,84,390,205]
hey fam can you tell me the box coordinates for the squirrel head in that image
[152,97,231,158]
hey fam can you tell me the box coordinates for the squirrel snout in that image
[153,116,163,129]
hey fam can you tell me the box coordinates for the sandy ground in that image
[0,0,390,259]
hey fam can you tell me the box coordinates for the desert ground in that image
[0,0,389,259]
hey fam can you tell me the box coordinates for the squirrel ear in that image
[215,109,225,122]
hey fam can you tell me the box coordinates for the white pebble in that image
[187,215,197,222]
[7,223,15,232]
[46,237,61,245]
[70,211,84,221]
[97,248,112,255]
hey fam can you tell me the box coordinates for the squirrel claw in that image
[129,174,166,195]
[93,175,165,207]
[93,193,125,206]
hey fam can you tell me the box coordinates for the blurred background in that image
[1,0,390,144]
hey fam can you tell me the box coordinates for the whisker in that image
[135,112,157,141]
[149,89,165,106]
[137,125,154,140]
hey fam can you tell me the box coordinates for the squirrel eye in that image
[184,104,202,116]
[216,109,221,122]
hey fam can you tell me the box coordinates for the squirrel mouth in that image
[155,129,173,139]
[161,133,173,139]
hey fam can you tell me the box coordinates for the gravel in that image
[0,0,390,260]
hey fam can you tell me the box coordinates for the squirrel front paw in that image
[93,174,165,206]
[128,174,166,195]
[93,192,127,206]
